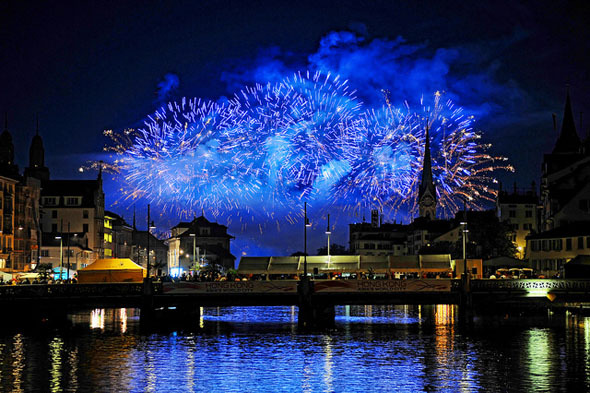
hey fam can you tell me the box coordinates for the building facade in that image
[496,185,539,258]
[166,215,235,273]
[39,174,105,266]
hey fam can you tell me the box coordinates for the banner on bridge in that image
[163,281,298,294]
[162,279,452,295]
[314,279,452,293]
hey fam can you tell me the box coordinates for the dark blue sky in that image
[2,0,590,256]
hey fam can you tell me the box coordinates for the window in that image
[51,210,57,219]
[587,237,590,248]
[525,210,533,218]
[43,197,57,206]
[104,249,112,257]
[578,237,584,249]
[552,239,562,251]
[104,219,112,229]
[566,238,572,251]
[509,210,516,218]
[199,227,210,236]
[83,210,89,219]
[83,224,89,233]
[40,250,49,257]
[104,233,112,243]
[65,197,80,206]
[51,223,58,232]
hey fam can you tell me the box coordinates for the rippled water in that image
[1,305,589,392]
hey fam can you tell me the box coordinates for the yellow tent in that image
[77,258,146,283]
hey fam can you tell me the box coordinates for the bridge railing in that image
[470,279,590,292]
[0,282,161,299]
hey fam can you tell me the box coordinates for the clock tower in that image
[418,125,437,220]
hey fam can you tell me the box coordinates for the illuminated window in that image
[104,219,112,229]
[104,249,112,257]
[104,233,112,243]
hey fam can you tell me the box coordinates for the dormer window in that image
[65,197,81,206]
[43,197,58,206]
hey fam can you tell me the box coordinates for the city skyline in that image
[2,1,590,256]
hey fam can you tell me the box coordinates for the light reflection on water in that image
[0,306,589,392]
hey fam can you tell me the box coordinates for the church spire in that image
[25,114,50,182]
[552,88,581,154]
[418,123,437,220]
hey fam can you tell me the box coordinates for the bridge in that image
[2,279,590,327]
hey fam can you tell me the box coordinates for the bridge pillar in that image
[140,278,155,323]
[297,279,335,329]
[459,274,473,323]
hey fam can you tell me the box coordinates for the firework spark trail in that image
[101,74,512,227]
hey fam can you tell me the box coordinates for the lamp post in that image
[146,204,155,279]
[59,219,63,280]
[325,214,331,264]
[178,249,183,276]
[461,196,469,280]
[461,221,468,278]
[66,222,71,281]
[190,233,196,272]
[55,235,63,280]
[304,202,311,279]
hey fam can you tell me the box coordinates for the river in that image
[0,305,589,392]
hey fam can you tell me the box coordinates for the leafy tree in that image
[291,251,308,257]
[34,263,53,280]
[316,243,349,255]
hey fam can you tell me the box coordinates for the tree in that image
[316,243,349,255]
[34,263,53,281]
[291,251,308,256]
[461,211,517,259]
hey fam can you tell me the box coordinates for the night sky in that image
[2,0,590,257]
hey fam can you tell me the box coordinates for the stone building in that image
[167,215,235,273]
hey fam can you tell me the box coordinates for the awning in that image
[268,256,300,274]
[237,257,270,274]
[420,255,452,272]
[389,256,421,272]
[360,256,390,273]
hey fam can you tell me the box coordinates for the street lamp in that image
[325,214,331,263]
[55,235,63,280]
[66,222,71,281]
[178,249,183,276]
[461,221,468,278]
[304,202,312,279]
[190,233,196,272]
[146,204,156,279]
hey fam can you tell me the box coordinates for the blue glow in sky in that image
[2,1,589,256]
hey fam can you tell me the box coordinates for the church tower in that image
[418,125,437,220]
[24,117,50,182]
[0,113,20,178]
